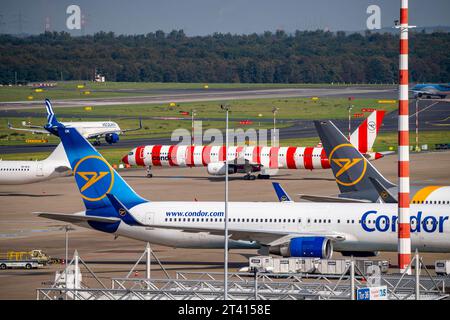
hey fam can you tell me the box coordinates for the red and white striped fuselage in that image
[122,145,331,170]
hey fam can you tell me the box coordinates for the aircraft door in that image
[146,212,155,225]
[36,163,44,176]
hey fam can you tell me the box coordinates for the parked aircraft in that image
[0,143,71,184]
[8,99,142,145]
[410,83,450,99]
[37,118,450,258]
[122,111,386,180]
[306,120,450,205]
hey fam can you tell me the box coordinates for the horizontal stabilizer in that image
[369,177,398,203]
[297,194,371,203]
[35,212,120,224]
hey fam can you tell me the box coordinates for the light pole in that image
[347,104,353,140]
[191,109,197,146]
[60,225,74,299]
[220,104,230,300]
[415,98,420,151]
[272,107,279,145]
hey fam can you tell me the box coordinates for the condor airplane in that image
[302,120,450,205]
[0,143,71,184]
[122,110,386,180]
[8,99,142,145]
[37,117,450,258]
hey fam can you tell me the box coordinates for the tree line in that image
[0,29,449,84]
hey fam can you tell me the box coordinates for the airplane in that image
[302,119,450,205]
[8,99,142,146]
[410,83,450,99]
[37,116,450,258]
[122,110,387,180]
[0,143,71,184]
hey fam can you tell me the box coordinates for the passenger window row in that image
[412,200,450,205]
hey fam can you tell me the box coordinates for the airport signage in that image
[353,113,364,118]
[378,100,396,104]
[25,139,48,144]
[362,108,376,112]
[356,285,387,300]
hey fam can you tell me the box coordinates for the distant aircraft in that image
[8,99,142,145]
[410,83,450,99]
[0,143,71,184]
[300,119,450,205]
[122,111,387,180]
[37,115,450,258]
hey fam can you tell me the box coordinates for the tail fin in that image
[57,125,148,210]
[44,99,60,136]
[45,99,58,126]
[45,143,70,166]
[350,110,385,153]
[314,120,395,195]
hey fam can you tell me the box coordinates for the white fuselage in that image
[61,121,121,138]
[76,202,450,254]
[132,202,450,253]
[0,143,71,185]
[0,159,71,184]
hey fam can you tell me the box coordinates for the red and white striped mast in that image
[397,0,413,274]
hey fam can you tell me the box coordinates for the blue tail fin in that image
[45,99,58,126]
[44,99,59,136]
[57,125,148,210]
[272,182,293,202]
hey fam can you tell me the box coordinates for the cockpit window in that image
[128,152,134,155]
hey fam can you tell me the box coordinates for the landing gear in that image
[93,139,101,146]
[243,174,256,181]
[257,174,271,180]
[146,165,153,178]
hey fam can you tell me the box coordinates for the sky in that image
[1,0,449,36]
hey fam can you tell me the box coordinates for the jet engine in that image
[105,133,120,144]
[269,237,333,259]
[207,162,236,176]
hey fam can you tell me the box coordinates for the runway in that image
[0,86,396,110]
[1,98,448,155]
[0,151,449,299]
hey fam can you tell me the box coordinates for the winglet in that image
[106,193,142,226]
[369,177,398,203]
[272,182,293,202]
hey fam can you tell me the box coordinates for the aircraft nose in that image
[122,154,129,165]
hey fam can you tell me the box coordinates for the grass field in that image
[12,97,398,120]
[0,96,397,146]
[0,81,390,102]
[0,116,289,146]
[281,130,450,152]
[2,130,449,165]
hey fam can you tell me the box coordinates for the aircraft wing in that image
[8,123,48,134]
[226,229,346,246]
[120,118,143,134]
[142,222,346,246]
[297,194,371,203]
[35,212,121,224]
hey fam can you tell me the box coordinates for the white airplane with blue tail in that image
[37,116,450,258]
